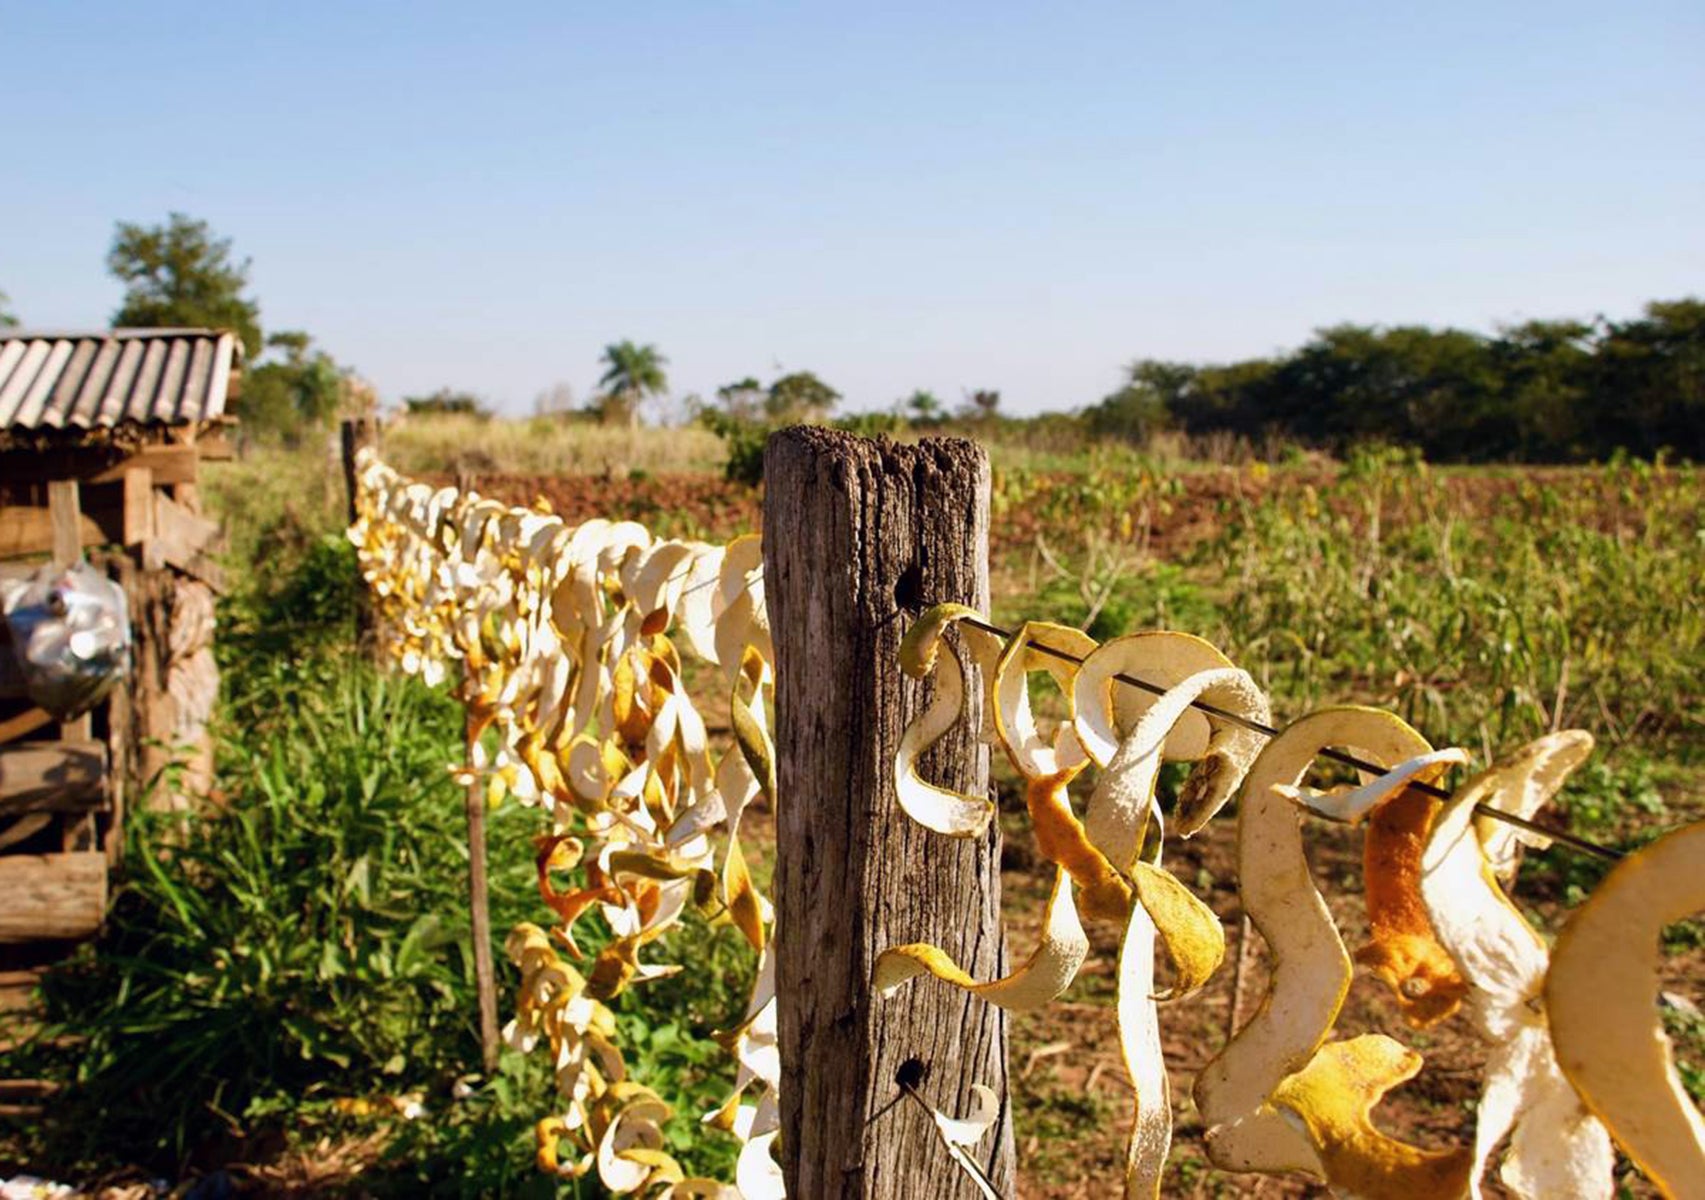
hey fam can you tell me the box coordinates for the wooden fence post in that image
[452,465,500,1073]
[340,418,378,652]
[339,417,378,526]
[465,703,500,1073]
[762,427,1016,1199]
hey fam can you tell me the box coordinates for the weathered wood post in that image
[464,701,500,1072]
[339,416,378,526]
[762,427,1016,1199]
[340,417,379,652]
[453,465,501,1073]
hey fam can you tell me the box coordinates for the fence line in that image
[344,423,1693,1200]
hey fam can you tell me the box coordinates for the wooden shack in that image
[0,328,238,956]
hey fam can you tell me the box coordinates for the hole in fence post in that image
[893,562,924,611]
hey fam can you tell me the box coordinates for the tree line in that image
[1085,304,1704,462]
[6,213,1698,461]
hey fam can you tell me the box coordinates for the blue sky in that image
[3,2,1701,416]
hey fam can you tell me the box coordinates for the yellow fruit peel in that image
[894,603,1000,836]
[1196,706,1433,1176]
[1130,860,1226,999]
[1419,733,1613,1198]
[1116,897,1173,1199]
[993,620,1096,779]
[1545,820,1705,1197]
[874,866,1090,1011]
[1270,1035,1474,1200]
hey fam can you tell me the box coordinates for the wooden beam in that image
[343,417,380,650]
[763,427,1015,1199]
[0,742,109,815]
[49,484,94,743]
[0,853,107,943]
[88,444,198,485]
[145,492,222,584]
[0,498,127,560]
[0,443,200,488]
[123,466,154,546]
[0,707,53,744]
[192,429,234,460]
[47,481,81,568]
[465,704,500,1072]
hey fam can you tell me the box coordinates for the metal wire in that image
[897,1080,1009,1199]
[951,614,1624,863]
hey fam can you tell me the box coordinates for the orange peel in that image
[1546,820,1705,1197]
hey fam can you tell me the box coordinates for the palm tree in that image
[597,341,669,427]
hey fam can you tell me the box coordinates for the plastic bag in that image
[0,560,131,720]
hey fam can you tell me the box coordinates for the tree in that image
[715,376,767,423]
[107,213,262,357]
[766,371,839,421]
[0,288,18,329]
[1086,360,1189,443]
[1490,319,1595,459]
[403,387,488,417]
[899,389,945,425]
[596,340,669,427]
[1590,299,1705,460]
[961,388,1001,419]
[238,331,354,442]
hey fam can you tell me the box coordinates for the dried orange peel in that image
[894,603,1004,836]
[353,455,788,1195]
[1083,664,1268,869]
[1269,1035,1473,1200]
[993,620,1096,779]
[1281,748,1472,1027]
[874,865,1090,1011]
[1417,732,1613,1199]
[1546,819,1705,1198]
[1196,706,1436,1177]
[1071,630,1235,766]
[922,1084,1003,1200]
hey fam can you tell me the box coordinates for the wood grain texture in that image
[47,480,81,568]
[0,741,109,814]
[762,426,1015,1200]
[0,853,106,943]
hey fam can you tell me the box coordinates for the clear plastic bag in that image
[0,560,132,720]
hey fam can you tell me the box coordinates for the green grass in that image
[0,505,754,1194]
[10,426,1698,1189]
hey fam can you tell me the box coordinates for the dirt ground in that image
[459,461,1698,1197]
[448,461,1686,548]
[996,805,1689,1199]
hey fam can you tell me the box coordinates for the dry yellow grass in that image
[379,413,727,477]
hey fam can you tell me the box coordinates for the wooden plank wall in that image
[0,431,223,951]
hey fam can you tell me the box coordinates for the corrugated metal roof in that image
[0,328,238,431]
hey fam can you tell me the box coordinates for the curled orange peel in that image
[1270,1035,1474,1200]
[893,603,1004,836]
[1026,766,1132,923]
[1545,820,1705,1198]
[1195,705,1434,1177]
[1417,732,1612,1200]
[1283,748,1474,1027]
[993,620,1096,779]
[874,865,1090,1011]
[1071,630,1234,766]
[1084,666,1268,871]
